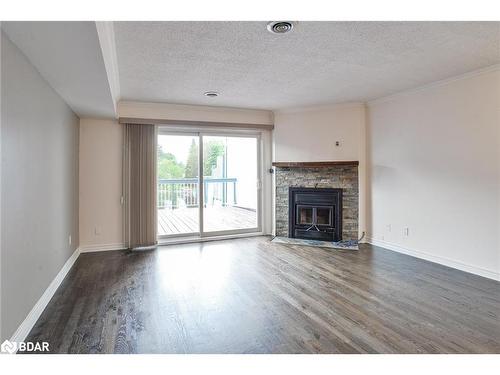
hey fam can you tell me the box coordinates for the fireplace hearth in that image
[288,187,342,241]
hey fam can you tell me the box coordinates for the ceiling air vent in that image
[267,21,294,34]
[204,91,219,98]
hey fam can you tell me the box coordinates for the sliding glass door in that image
[201,135,258,233]
[157,130,261,239]
[157,133,200,237]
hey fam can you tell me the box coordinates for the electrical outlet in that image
[386,224,392,232]
[95,226,102,236]
[335,141,341,147]
[403,227,410,237]
[68,235,72,245]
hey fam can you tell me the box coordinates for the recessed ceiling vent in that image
[204,91,219,97]
[267,21,294,34]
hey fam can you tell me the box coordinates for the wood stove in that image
[288,187,342,241]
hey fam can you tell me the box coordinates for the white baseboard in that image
[367,237,500,281]
[7,242,125,350]
[9,247,81,347]
[79,243,126,253]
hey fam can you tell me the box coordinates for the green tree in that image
[184,139,199,178]
[183,139,225,177]
[157,145,185,179]
[203,140,225,177]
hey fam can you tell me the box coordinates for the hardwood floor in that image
[23,236,500,354]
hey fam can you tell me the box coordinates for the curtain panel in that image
[123,123,158,249]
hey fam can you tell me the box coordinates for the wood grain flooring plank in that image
[21,236,500,354]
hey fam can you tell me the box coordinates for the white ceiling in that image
[114,21,500,110]
[1,21,116,118]
[3,22,499,116]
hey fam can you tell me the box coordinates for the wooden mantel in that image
[272,161,359,168]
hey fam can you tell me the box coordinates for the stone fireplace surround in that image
[273,161,359,241]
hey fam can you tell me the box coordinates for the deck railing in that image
[158,177,237,209]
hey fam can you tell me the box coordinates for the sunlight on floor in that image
[156,244,235,304]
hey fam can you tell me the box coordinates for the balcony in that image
[157,178,257,236]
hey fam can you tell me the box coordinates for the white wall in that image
[273,103,367,238]
[273,103,365,162]
[79,119,123,250]
[1,32,80,340]
[367,67,500,280]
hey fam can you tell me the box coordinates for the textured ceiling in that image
[114,22,500,110]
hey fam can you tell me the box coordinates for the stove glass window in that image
[316,207,332,225]
[297,207,313,225]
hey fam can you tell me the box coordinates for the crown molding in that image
[368,64,500,106]
[274,101,365,115]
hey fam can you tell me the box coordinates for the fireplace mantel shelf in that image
[272,161,359,168]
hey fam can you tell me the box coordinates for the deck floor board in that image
[158,206,257,235]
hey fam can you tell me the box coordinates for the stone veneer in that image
[275,166,358,241]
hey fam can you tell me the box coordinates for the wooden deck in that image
[158,206,257,235]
